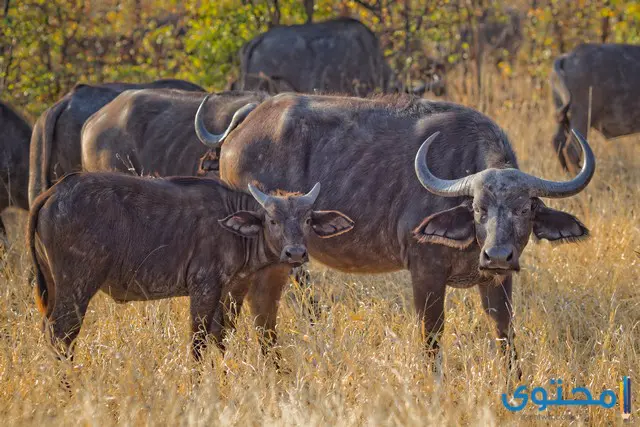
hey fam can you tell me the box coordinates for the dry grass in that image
[1,71,638,426]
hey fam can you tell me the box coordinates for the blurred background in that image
[2,0,639,118]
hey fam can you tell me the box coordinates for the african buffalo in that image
[81,89,267,176]
[28,79,204,206]
[551,43,640,172]
[236,18,396,96]
[29,172,353,360]
[195,93,595,375]
[0,101,31,213]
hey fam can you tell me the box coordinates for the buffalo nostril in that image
[482,250,491,261]
[285,250,292,258]
[506,251,513,262]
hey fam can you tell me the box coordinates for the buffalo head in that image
[219,183,355,265]
[413,130,595,275]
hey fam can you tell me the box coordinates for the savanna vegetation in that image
[0,0,638,425]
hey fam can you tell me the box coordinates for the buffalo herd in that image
[0,16,636,376]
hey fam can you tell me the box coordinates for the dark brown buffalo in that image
[81,89,268,176]
[551,43,640,172]
[0,101,31,213]
[28,79,205,206]
[195,93,595,375]
[236,18,394,96]
[29,172,353,360]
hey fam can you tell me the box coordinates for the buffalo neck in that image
[222,187,282,275]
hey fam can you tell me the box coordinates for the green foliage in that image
[0,0,189,116]
[184,2,269,90]
[1,0,640,117]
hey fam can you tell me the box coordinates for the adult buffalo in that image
[0,101,31,214]
[551,43,640,172]
[28,79,204,206]
[81,89,268,177]
[236,18,398,96]
[195,93,595,375]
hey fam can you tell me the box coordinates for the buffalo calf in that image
[28,173,353,360]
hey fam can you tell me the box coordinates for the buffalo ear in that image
[532,200,589,243]
[219,211,262,238]
[311,210,355,238]
[413,204,475,249]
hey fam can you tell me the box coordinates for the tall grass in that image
[0,71,638,425]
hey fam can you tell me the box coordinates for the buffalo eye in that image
[270,219,277,225]
[516,203,531,216]
[305,217,312,225]
[474,206,488,222]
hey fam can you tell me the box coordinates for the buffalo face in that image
[413,130,595,276]
[219,183,354,266]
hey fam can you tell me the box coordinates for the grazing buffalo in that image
[551,43,640,172]
[28,79,204,206]
[81,89,268,176]
[29,172,353,360]
[235,18,395,96]
[0,101,31,213]
[195,93,595,375]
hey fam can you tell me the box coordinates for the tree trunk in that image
[268,0,280,28]
[304,0,314,23]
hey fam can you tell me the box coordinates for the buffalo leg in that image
[552,122,570,171]
[189,284,224,361]
[409,264,448,374]
[478,276,521,380]
[248,264,290,357]
[218,276,252,346]
[46,289,94,360]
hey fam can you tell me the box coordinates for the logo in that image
[502,376,631,419]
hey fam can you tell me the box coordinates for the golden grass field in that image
[0,72,638,425]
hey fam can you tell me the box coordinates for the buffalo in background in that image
[551,43,640,172]
[232,18,442,96]
[28,79,205,206]
[0,101,31,215]
[0,101,31,266]
[81,89,268,177]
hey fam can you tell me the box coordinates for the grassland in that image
[0,71,638,426]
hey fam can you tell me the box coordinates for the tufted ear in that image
[218,211,262,238]
[532,199,589,243]
[310,210,355,238]
[413,204,475,249]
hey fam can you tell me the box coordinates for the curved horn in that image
[195,95,259,148]
[525,129,596,198]
[298,182,321,205]
[248,183,272,208]
[194,94,222,148]
[414,132,475,197]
